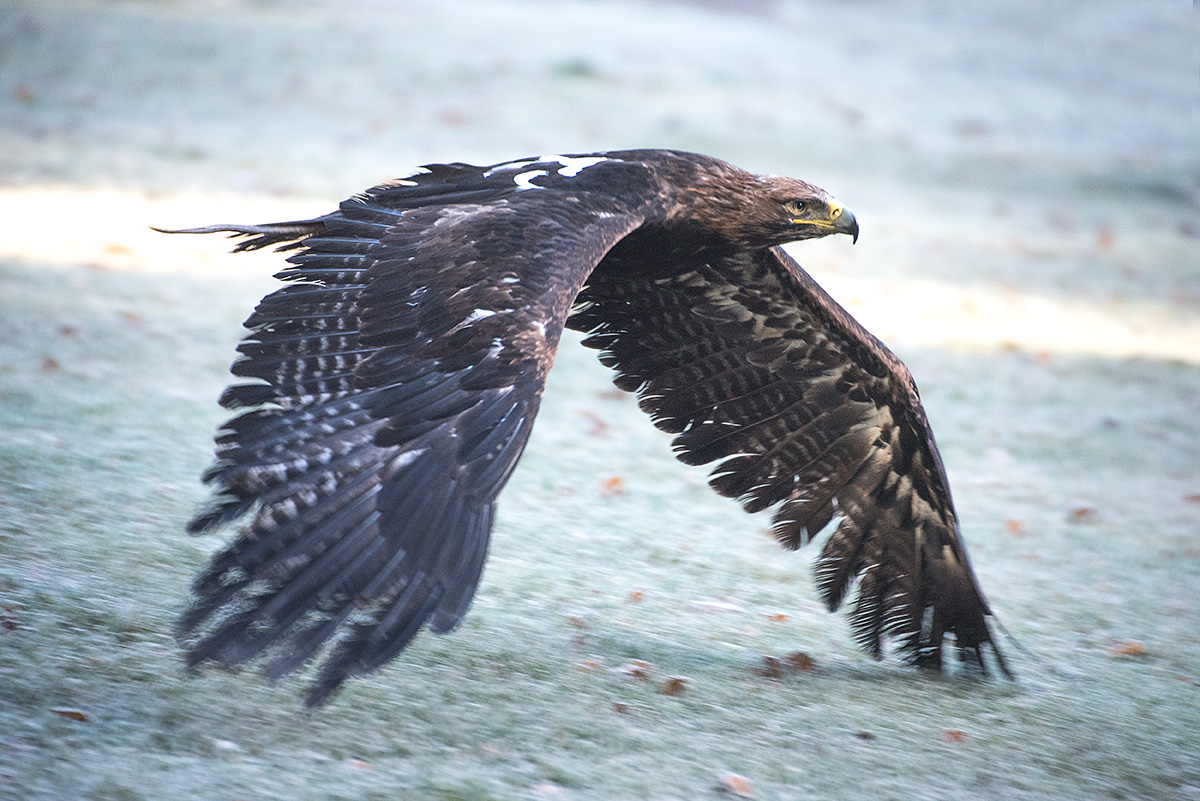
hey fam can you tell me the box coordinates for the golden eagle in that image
[161,149,1008,706]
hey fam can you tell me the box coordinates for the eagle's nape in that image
[162,149,1009,704]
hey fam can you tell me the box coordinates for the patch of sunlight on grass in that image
[5,185,1197,365]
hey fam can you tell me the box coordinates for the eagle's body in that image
[165,149,1007,706]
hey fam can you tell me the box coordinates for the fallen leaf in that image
[940,729,969,744]
[1107,640,1147,658]
[1183,494,1200,505]
[57,324,79,338]
[718,771,755,797]
[614,659,652,681]
[599,476,626,498]
[576,657,604,671]
[1096,223,1115,249]
[761,612,789,623]
[753,652,817,678]
[784,652,817,672]
[611,701,631,715]
[1,603,24,632]
[13,84,33,104]
[752,656,784,679]
[1068,506,1098,523]
[41,356,60,372]
[661,676,690,696]
[627,590,645,603]
[1004,519,1028,537]
[854,731,877,741]
[50,707,90,722]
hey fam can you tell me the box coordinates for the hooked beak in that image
[827,199,859,244]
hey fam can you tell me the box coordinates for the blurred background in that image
[1,2,1196,799]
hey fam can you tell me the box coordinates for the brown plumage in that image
[160,149,1008,706]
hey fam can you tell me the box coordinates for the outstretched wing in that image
[176,162,653,705]
[569,245,1008,674]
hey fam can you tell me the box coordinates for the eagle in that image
[160,149,1009,706]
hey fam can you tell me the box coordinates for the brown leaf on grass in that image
[614,659,653,681]
[57,324,79,338]
[752,655,785,679]
[1183,494,1200,505]
[599,476,626,498]
[1004,519,1028,537]
[627,590,645,603]
[661,676,690,696]
[854,731,877,741]
[718,771,755,797]
[41,356,60,372]
[940,729,969,744]
[13,84,33,104]
[1107,640,1147,658]
[753,652,818,678]
[611,701,631,715]
[761,612,789,623]
[784,652,817,672]
[576,657,604,671]
[50,707,90,722]
[1067,506,1098,523]
[1096,223,1115,249]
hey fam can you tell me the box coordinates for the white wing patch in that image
[512,170,548,190]
[552,155,609,176]
[485,154,612,185]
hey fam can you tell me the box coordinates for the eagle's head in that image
[757,177,859,247]
[686,170,859,249]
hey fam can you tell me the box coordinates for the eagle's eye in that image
[785,198,813,217]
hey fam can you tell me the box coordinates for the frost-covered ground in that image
[1,1,1197,799]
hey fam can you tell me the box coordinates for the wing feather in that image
[176,166,654,704]
[570,245,1007,674]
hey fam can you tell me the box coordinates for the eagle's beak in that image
[827,200,859,244]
